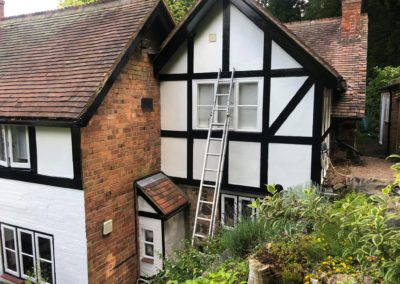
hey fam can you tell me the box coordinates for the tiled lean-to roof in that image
[0,0,162,123]
[136,173,189,217]
[286,15,369,118]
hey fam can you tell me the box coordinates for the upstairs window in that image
[193,78,263,132]
[0,125,30,169]
[143,229,155,258]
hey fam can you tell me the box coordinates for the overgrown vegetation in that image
[365,66,400,130]
[157,163,400,283]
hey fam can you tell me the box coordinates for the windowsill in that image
[141,257,154,264]
[0,274,24,284]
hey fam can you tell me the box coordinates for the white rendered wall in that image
[164,211,186,257]
[36,127,74,179]
[0,178,88,284]
[271,41,302,69]
[230,5,264,71]
[138,196,157,214]
[268,144,312,188]
[276,85,315,137]
[160,41,188,74]
[193,2,223,73]
[138,217,163,277]
[161,81,188,131]
[228,141,261,187]
[161,138,187,178]
[193,139,221,181]
[270,76,308,125]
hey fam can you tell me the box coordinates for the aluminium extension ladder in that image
[191,68,235,245]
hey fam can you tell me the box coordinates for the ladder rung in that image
[207,153,220,156]
[216,93,229,96]
[194,233,207,239]
[197,217,212,222]
[200,200,213,205]
[204,168,219,172]
[214,108,228,111]
[202,183,216,188]
[211,123,225,126]
[209,138,222,141]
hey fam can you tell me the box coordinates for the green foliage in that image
[365,66,400,130]
[303,0,341,20]
[256,0,305,22]
[165,0,197,23]
[58,0,95,8]
[218,218,278,258]
[185,261,248,284]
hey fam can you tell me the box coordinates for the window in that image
[221,195,256,227]
[193,79,263,132]
[0,224,54,283]
[143,229,154,258]
[0,125,30,169]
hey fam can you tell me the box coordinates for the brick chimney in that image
[341,0,362,41]
[0,0,4,19]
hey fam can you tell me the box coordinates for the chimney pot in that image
[341,0,362,41]
[0,0,4,19]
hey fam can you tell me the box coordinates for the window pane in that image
[22,255,35,276]
[0,127,6,162]
[198,84,214,105]
[10,126,29,164]
[217,107,234,124]
[38,237,52,261]
[241,200,253,219]
[40,260,53,284]
[21,232,33,255]
[239,83,258,105]
[144,230,153,243]
[4,228,15,249]
[145,244,154,257]
[223,197,236,227]
[6,250,17,271]
[198,107,211,128]
[217,84,234,107]
[238,107,257,129]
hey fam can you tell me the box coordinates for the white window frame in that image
[35,233,55,284]
[1,224,20,277]
[221,194,238,227]
[8,126,31,169]
[238,197,256,220]
[0,125,7,167]
[17,229,36,280]
[193,78,263,132]
[143,229,155,259]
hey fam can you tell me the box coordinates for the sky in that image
[4,0,59,17]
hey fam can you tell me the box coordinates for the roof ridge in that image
[1,0,145,22]
[285,16,342,26]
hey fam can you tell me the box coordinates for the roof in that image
[381,78,400,92]
[136,173,189,217]
[0,0,170,125]
[286,15,369,118]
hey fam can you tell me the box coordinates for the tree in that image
[303,0,341,20]
[59,0,96,8]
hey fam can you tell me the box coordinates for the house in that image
[0,0,368,283]
[379,78,400,154]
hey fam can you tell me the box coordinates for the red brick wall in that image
[81,49,161,283]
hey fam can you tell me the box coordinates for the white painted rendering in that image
[380,92,390,145]
[193,139,221,181]
[161,138,187,178]
[160,41,188,74]
[0,178,88,284]
[36,127,74,179]
[271,41,302,69]
[161,81,188,131]
[228,141,261,187]
[138,217,163,277]
[322,88,332,134]
[164,211,186,257]
[268,143,312,188]
[138,196,157,214]
[270,76,308,125]
[276,85,315,137]
[230,5,264,71]
[193,2,223,73]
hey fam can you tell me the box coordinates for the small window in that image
[143,229,154,258]
[221,195,237,227]
[238,197,255,220]
[0,125,31,169]
[193,79,262,132]
[0,224,54,283]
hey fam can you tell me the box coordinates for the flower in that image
[340,262,347,269]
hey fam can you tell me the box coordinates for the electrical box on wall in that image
[103,220,113,236]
